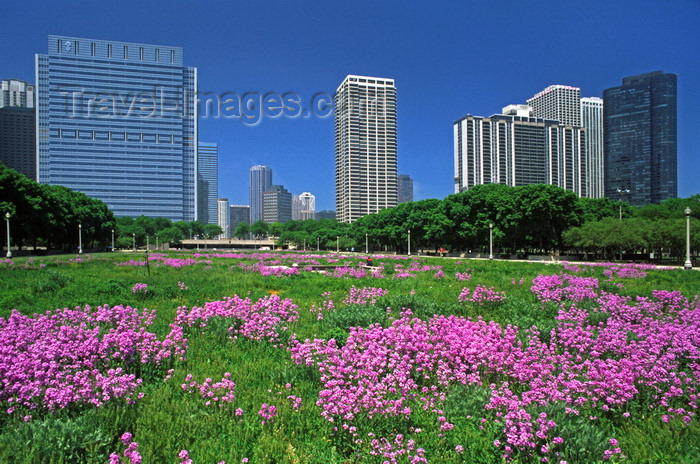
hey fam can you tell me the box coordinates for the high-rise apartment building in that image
[580,97,604,198]
[397,174,413,203]
[36,35,198,220]
[454,111,587,196]
[0,79,36,179]
[1,79,34,108]
[527,85,581,127]
[263,185,292,223]
[603,71,677,206]
[334,75,397,223]
[292,192,316,220]
[249,165,272,224]
[230,205,250,237]
[217,198,230,238]
[197,142,218,225]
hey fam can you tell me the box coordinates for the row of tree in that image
[1,163,116,251]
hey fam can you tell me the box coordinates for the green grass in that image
[0,251,698,463]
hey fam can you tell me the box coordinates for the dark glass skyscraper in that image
[603,71,677,206]
[36,35,198,220]
[249,165,272,224]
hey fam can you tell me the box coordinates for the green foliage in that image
[30,270,72,294]
[0,414,112,463]
[323,303,389,331]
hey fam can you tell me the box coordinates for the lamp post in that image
[196,235,200,251]
[336,236,339,253]
[407,229,411,256]
[4,212,11,258]
[146,235,149,251]
[617,188,630,221]
[111,229,114,252]
[78,223,83,254]
[132,233,136,251]
[155,236,158,250]
[685,207,693,270]
[365,233,368,254]
[489,223,494,260]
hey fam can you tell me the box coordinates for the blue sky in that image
[3,0,699,211]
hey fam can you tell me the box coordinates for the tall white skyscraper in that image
[580,97,604,198]
[292,192,316,220]
[217,198,230,238]
[334,75,397,223]
[527,85,581,127]
[197,142,218,224]
[249,165,272,224]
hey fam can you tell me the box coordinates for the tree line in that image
[1,162,116,252]
[2,162,697,260]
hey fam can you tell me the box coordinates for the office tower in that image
[249,165,272,223]
[263,185,292,223]
[36,35,198,220]
[581,97,604,198]
[334,75,397,223]
[453,111,586,196]
[230,204,250,237]
[197,142,218,225]
[292,192,316,220]
[397,174,413,203]
[527,85,581,127]
[316,210,337,220]
[217,198,230,238]
[0,79,36,180]
[603,71,677,206]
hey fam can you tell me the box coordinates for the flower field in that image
[0,251,698,463]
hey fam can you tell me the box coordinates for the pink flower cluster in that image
[342,286,389,305]
[258,402,277,424]
[175,294,299,345]
[181,373,236,408]
[132,283,148,294]
[0,305,187,416]
[291,282,699,461]
[458,285,506,305]
[530,273,599,303]
[368,433,427,464]
[109,432,141,464]
[455,269,472,281]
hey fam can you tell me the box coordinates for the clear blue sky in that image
[3,0,699,211]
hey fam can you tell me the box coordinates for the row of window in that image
[56,39,177,63]
[54,128,176,143]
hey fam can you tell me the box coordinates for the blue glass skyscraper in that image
[36,35,198,220]
[197,142,218,225]
[603,71,677,206]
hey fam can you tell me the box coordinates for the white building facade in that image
[334,75,397,223]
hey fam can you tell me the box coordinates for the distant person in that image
[366,256,373,267]
[439,247,445,257]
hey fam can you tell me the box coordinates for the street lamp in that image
[365,233,368,254]
[146,235,149,250]
[4,212,11,258]
[685,207,692,270]
[489,223,494,260]
[617,188,630,221]
[132,233,136,251]
[78,223,83,254]
[407,229,411,256]
[111,229,114,252]
[196,235,200,251]
[336,236,339,253]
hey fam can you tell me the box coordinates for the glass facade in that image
[249,165,272,224]
[197,142,218,225]
[36,35,197,220]
[603,71,677,206]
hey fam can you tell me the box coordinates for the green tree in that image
[251,220,269,238]
[203,224,223,239]
[234,222,250,239]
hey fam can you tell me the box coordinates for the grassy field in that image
[0,251,698,463]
